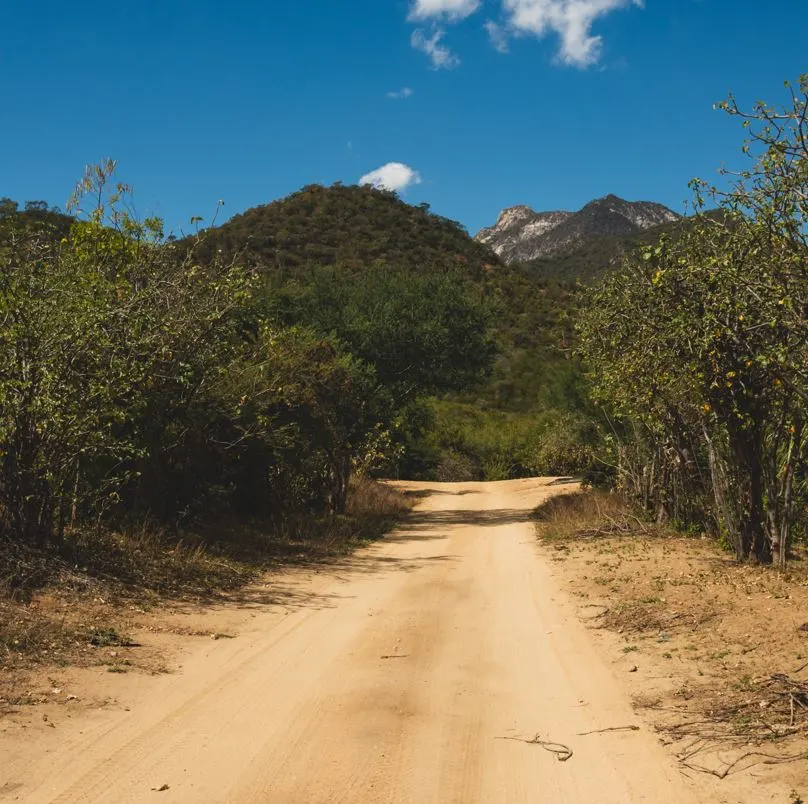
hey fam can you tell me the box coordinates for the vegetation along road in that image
[1,478,721,803]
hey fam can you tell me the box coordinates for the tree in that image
[23,200,50,214]
[579,219,803,561]
[275,265,497,404]
[0,198,18,218]
[0,162,252,544]
[578,76,808,565]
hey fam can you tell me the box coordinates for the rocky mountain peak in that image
[475,195,680,264]
[493,205,546,230]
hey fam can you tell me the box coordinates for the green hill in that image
[522,212,726,285]
[194,183,576,355]
[195,183,501,278]
[191,183,588,479]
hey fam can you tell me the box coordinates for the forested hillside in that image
[522,218,686,283]
[190,182,574,353]
[0,175,706,500]
[185,182,590,480]
[0,197,72,237]
[1,179,589,518]
[194,183,500,277]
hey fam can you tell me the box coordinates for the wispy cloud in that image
[411,28,460,69]
[359,162,422,193]
[408,0,642,69]
[409,0,481,22]
[484,20,509,53]
[387,87,414,100]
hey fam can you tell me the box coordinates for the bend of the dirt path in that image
[0,478,766,803]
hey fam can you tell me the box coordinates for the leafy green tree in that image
[578,76,808,565]
[0,198,18,218]
[273,265,497,404]
[23,200,50,214]
[0,162,252,544]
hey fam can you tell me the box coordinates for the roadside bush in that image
[527,413,601,478]
[405,400,602,482]
[435,449,479,482]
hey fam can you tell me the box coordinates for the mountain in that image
[476,206,573,264]
[194,183,502,279]
[476,194,680,264]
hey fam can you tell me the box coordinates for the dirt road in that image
[4,479,714,802]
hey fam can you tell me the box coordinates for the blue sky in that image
[1,1,805,235]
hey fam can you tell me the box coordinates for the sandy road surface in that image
[4,479,710,803]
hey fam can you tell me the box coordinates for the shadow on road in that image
[403,488,477,498]
[219,500,530,612]
[401,508,534,530]
[223,551,459,611]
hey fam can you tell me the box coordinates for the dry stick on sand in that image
[497,735,573,762]
[658,672,808,779]
[577,725,640,736]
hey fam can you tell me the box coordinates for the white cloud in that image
[359,163,422,193]
[484,20,509,53]
[411,28,460,69]
[407,0,642,69]
[387,87,414,99]
[409,0,481,22]
[502,0,643,67]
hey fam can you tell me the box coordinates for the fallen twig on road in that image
[497,734,573,761]
[577,725,640,736]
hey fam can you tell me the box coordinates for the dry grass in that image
[0,478,413,680]
[212,476,415,564]
[348,475,414,518]
[0,530,255,688]
[533,489,665,542]
[346,475,414,533]
[534,489,808,782]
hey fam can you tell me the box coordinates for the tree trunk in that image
[328,453,351,516]
[70,458,81,529]
[335,454,350,515]
[742,425,770,564]
[703,427,743,559]
[775,424,799,569]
